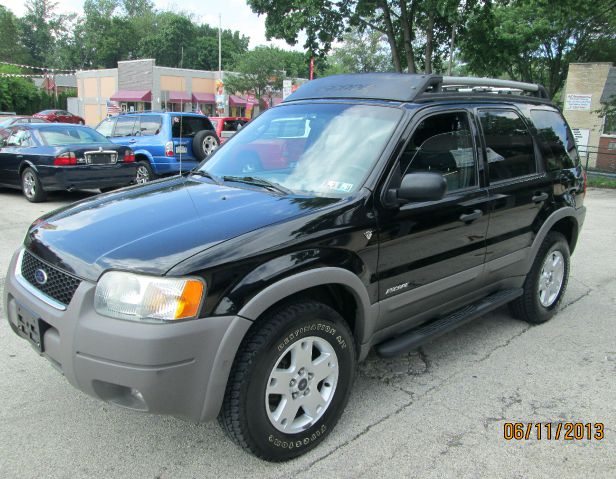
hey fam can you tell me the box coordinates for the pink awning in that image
[229,95,246,107]
[110,90,152,102]
[168,91,191,103]
[192,92,215,103]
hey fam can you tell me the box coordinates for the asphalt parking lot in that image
[1,187,615,478]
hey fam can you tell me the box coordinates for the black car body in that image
[5,74,586,461]
[0,123,137,201]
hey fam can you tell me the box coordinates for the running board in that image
[375,288,523,358]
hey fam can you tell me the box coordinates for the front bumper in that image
[4,248,251,422]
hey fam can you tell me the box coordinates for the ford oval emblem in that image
[34,268,48,285]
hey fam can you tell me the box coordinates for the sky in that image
[0,0,306,51]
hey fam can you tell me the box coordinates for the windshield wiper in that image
[222,175,292,195]
[186,169,221,185]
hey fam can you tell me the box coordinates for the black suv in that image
[4,73,586,461]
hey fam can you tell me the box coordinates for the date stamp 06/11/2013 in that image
[504,422,605,441]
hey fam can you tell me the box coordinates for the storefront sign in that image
[565,94,592,111]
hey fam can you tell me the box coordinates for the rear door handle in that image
[459,209,483,223]
[532,192,549,203]
[129,139,136,143]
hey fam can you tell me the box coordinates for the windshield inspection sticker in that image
[324,180,354,193]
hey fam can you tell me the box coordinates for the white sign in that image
[571,128,590,155]
[282,80,292,100]
[565,94,592,111]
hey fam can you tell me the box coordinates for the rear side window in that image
[530,110,578,170]
[479,110,536,182]
[114,116,137,137]
[138,115,162,136]
[171,116,214,137]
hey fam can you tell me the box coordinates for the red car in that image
[208,116,249,143]
[33,109,85,125]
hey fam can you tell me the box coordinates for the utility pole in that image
[218,13,222,80]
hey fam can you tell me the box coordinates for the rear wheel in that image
[219,300,356,461]
[21,168,47,203]
[509,232,570,324]
[135,161,156,184]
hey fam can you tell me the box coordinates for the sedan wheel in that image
[21,168,47,203]
[135,162,154,184]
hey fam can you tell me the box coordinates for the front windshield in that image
[202,103,402,196]
[37,125,112,146]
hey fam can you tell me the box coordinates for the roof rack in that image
[432,76,550,99]
[283,73,550,103]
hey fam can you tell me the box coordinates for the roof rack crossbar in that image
[438,76,549,99]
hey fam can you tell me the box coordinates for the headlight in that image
[94,271,205,322]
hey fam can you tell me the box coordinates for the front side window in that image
[397,111,477,192]
[96,118,115,137]
[479,109,536,182]
[530,109,577,170]
[203,103,403,197]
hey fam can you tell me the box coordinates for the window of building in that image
[604,110,616,135]
[479,109,536,182]
[392,112,477,193]
[530,109,578,170]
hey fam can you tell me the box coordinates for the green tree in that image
[224,46,293,99]
[459,0,616,97]
[0,6,31,64]
[20,0,68,66]
[0,65,40,113]
[324,26,393,74]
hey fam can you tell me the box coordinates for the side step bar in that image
[375,288,523,358]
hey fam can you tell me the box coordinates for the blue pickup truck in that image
[96,112,219,183]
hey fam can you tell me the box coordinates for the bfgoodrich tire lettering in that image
[218,300,356,461]
[510,232,570,324]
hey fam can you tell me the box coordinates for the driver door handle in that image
[459,209,483,223]
[532,192,549,203]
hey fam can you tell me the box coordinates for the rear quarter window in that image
[138,115,162,136]
[171,116,214,137]
[530,109,578,170]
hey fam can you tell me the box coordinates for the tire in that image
[135,161,156,184]
[219,300,356,461]
[509,232,570,324]
[21,167,47,203]
[193,130,219,161]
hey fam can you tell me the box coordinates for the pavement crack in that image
[475,326,531,363]
[559,287,592,312]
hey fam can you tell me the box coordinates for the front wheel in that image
[509,232,570,324]
[21,167,47,203]
[219,300,356,461]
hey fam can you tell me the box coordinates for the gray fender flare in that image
[237,267,377,345]
[524,206,582,272]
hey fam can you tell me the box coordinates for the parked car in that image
[209,116,249,143]
[0,123,136,202]
[95,112,219,184]
[5,73,586,461]
[0,116,49,128]
[33,109,85,125]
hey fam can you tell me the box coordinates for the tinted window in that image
[96,118,115,137]
[38,125,111,145]
[400,112,476,192]
[113,116,137,137]
[530,110,577,170]
[479,110,536,182]
[137,115,162,136]
[171,116,214,137]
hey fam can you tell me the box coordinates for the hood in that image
[25,176,339,280]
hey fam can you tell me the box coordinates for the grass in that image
[587,176,616,189]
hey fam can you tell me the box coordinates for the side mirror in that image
[396,172,446,203]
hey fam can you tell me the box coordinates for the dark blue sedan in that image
[0,123,137,202]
